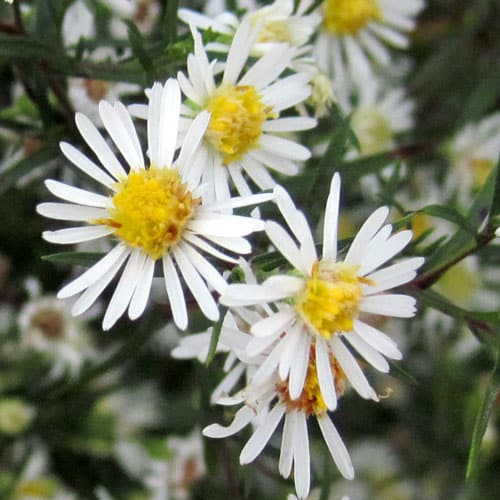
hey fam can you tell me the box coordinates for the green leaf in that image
[487,154,500,219]
[42,251,105,267]
[163,0,179,45]
[339,152,394,182]
[418,204,476,234]
[0,144,59,195]
[466,328,500,480]
[206,307,227,366]
[126,21,155,85]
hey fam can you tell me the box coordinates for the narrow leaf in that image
[206,307,228,366]
[42,251,105,267]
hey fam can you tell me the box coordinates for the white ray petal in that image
[279,412,295,478]
[293,412,311,499]
[344,207,389,265]
[316,337,338,410]
[317,415,354,479]
[259,134,311,161]
[344,332,390,373]
[58,244,128,298]
[43,225,113,245]
[223,19,256,86]
[183,233,239,263]
[239,403,285,464]
[289,331,311,399]
[128,255,155,320]
[331,336,377,400]
[262,116,317,133]
[45,179,110,208]
[203,406,254,439]
[37,203,107,221]
[353,320,402,360]
[250,309,296,338]
[163,253,188,330]
[60,142,116,188]
[265,220,306,273]
[75,112,127,180]
[102,250,145,330]
[172,246,219,321]
[188,214,264,237]
[322,173,341,261]
[360,294,416,317]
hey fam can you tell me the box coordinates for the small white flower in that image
[314,0,425,81]
[446,112,500,204]
[221,173,423,406]
[179,0,321,68]
[38,79,273,330]
[62,0,95,47]
[204,371,354,499]
[131,20,316,201]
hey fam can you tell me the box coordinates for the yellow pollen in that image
[323,0,382,36]
[277,345,347,417]
[205,85,273,165]
[295,261,367,339]
[95,167,199,260]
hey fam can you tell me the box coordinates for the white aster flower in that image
[107,0,161,38]
[62,0,95,47]
[221,173,423,407]
[18,292,96,379]
[179,0,321,70]
[204,369,354,499]
[37,79,272,330]
[445,112,500,204]
[67,48,140,126]
[314,0,424,81]
[132,21,316,201]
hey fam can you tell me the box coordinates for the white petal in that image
[360,294,416,317]
[260,134,311,161]
[45,179,110,208]
[163,253,188,330]
[37,203,107,221]
[71,250,129,315]
[344,332,390,373]
[289,332,311,399]
[345,207,389,265]
[265,220,306,273]
[60,142,116,188]
[279,412,295,478]
[317,415,354,479]
[364,257,424,294]
[188,214,264,237]
[183,233,239,263]
[278,324,302,381]
[58,244,128,298]
[239,403,285,464]
[223,19,256,86]
[316,337,338,411]
[262,117,317,133]
[102,250,146,330]
[158,78,181,167]
[43,225,113,244]
[128,256,155,320]
[331,336,377,400]
[75,112,127,180]
[203,406,254,439]
[99,101,144,171]
[322,173,341,261]
[179,241,227,294]
[176,111,211,173]
[293,412,310,500]
[359,230,413,276]
[250,309,295,338]
[353,320,402,360]
[172,246,219,321]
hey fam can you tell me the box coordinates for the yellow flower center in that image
[295,261,369,339]
[96,167,199,260]
[323,0,382,36]
[277,345,347,416]
[205,85,273,165]
[470,158,495,188]
[350,106,393,155]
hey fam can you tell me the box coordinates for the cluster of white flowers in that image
[37,1,428,498]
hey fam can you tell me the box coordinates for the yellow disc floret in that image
[277,345,347,416]
[97,167,198,260]
[205,85,273,165]
[323,0,382,36]
[295,261,370,339]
